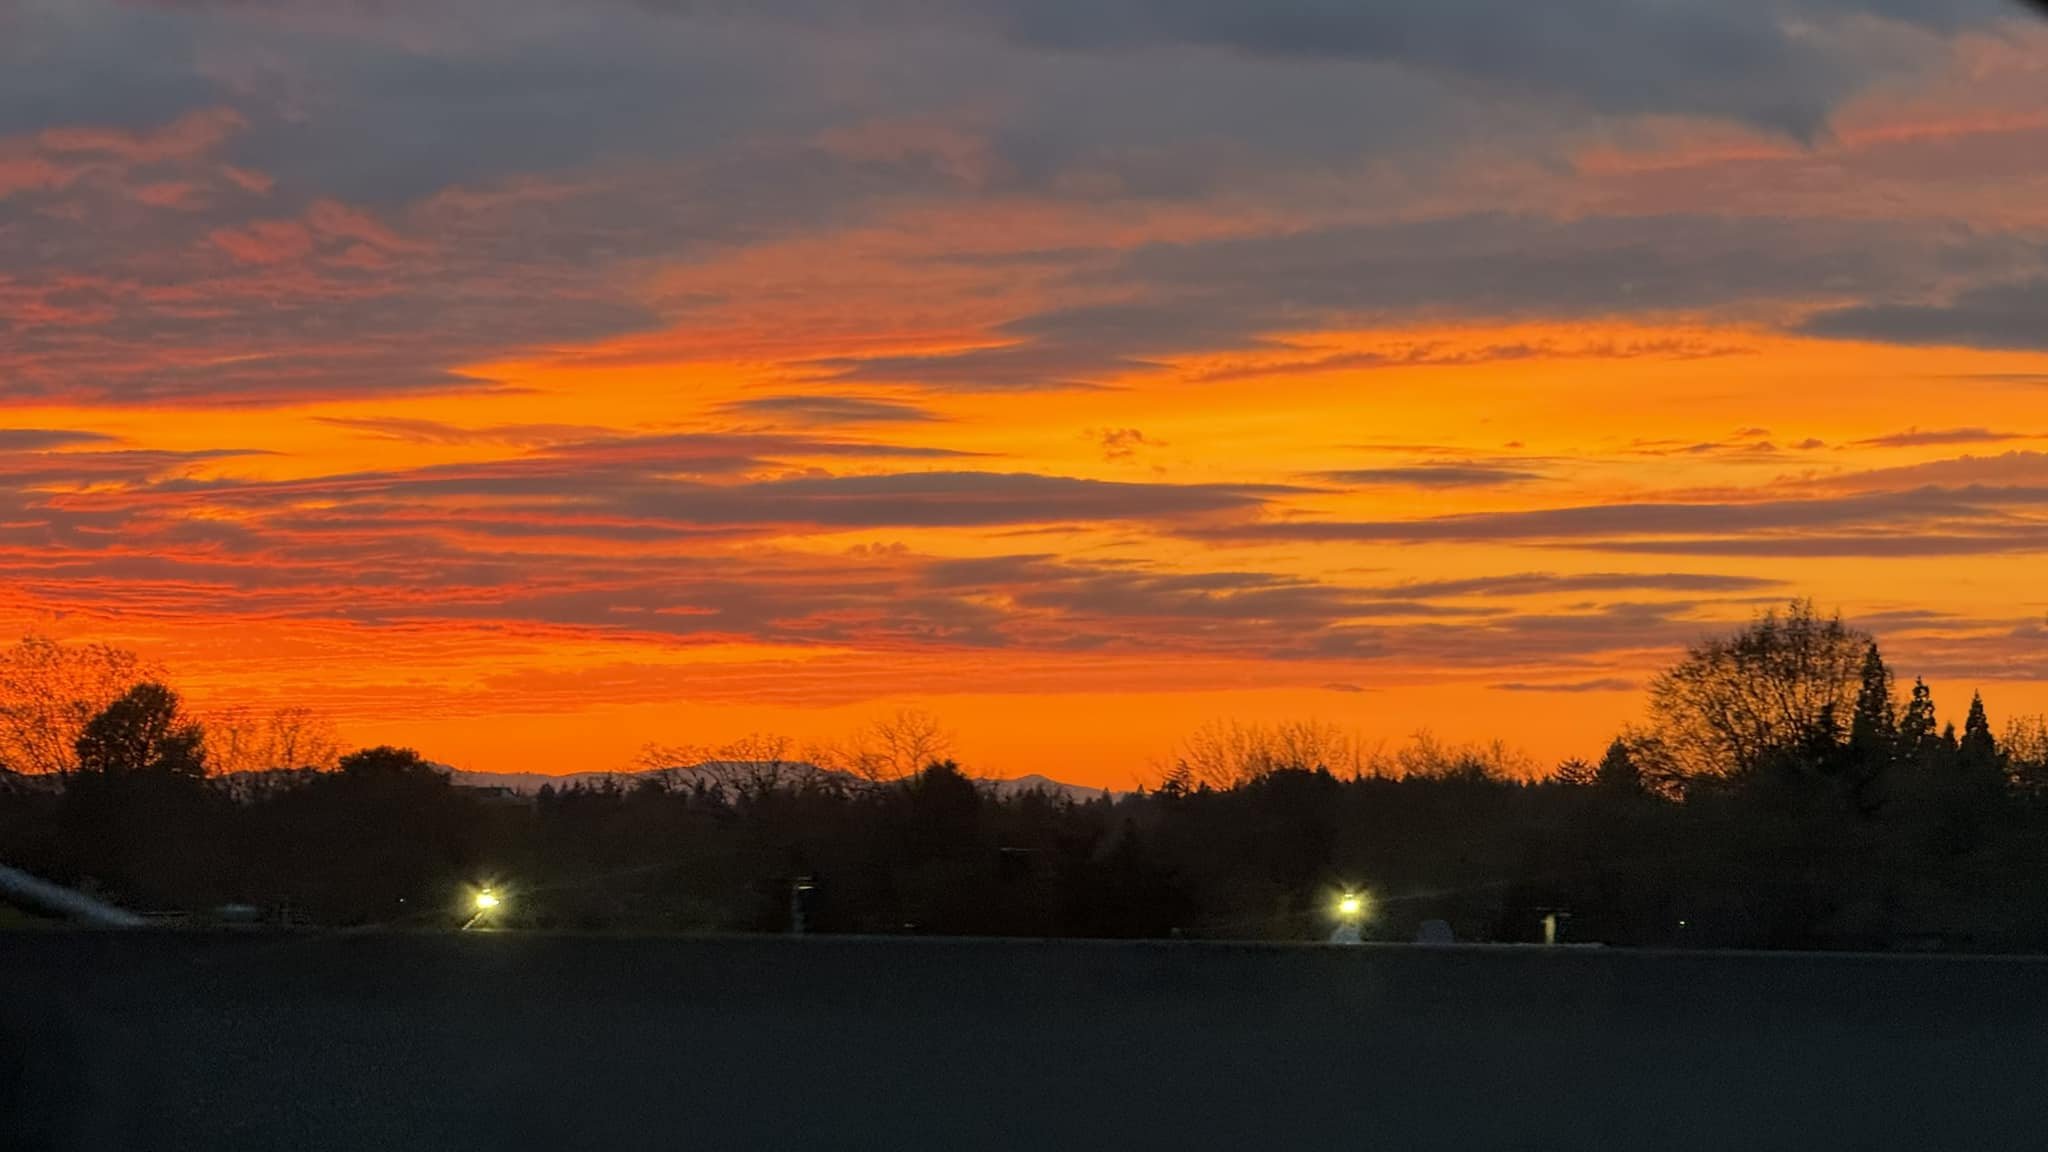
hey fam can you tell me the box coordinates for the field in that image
[5,932,2046,1150]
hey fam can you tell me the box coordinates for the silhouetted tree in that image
[1649,601,1868,781]
[337,745,437,779]
[1900,678,1939,767]
[0,635,154,775]
[2006,715,2048,800]
[1960,693,2002,777]
[205,706,341,774]
[1554,757,1597,787]
[1594,738,1645,797]
[1169,719,1367,789]
[73,683,206,779]
[1849,644,1896,761]
[22,604,2048,952]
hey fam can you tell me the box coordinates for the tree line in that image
[5,602,2048,949]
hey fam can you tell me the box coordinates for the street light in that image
[1330,890,1369,945]
[462,886,505,931]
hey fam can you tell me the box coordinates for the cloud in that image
[1315,463,1547,488]
[1374,572,1785,598]
[1188,335,1751,383]
[818,341,1154,392]
[313,418,625,446]
[640,0,2008,137]
[3,0,2034,412]
[825,213,2030,390]
[1800,276,2048,351]
[1095,427,1160,461]
[1190,485,2048,557]
[1810,450,2048,491]
[996,0,1874,136]
[34,106,246,165]
[1491,678,1639,693]
[715,395,940,424]
[1586,530,2048,557]
[0,428,120,450]
[134,430,1289,531]
[1852,427,2033,448]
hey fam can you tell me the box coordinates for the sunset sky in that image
[4,0,2048,784]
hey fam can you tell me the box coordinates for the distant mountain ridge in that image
[7,762,1114,802]
[445,762,1113,802]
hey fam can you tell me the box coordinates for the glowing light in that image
[1337,893,1364,918]
[474,888,501,911]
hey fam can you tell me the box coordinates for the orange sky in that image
[4,2,2048,785]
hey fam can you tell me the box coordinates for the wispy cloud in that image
[1314,463,1547,488]
[315,418,623,446]
[714,395,941,425]
[0,428,120,450]
[1852,427,2035,448]
[1492,678,1639,693]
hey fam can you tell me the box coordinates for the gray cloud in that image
[1376,571,1785,597]
[652,0,2006,135]
[1004,0,1852,135]
[1492,677,1639,692]
[1316,464,1547,488]
[1191,485,2048,557]
[820,342,1154,392]
[1852,427,2033,448]
[621,471,1286,528]
[0,429,120,450]
[1586,530,2048,557]
[148,432,1292,530]
[715,395,941,424]
[314,418,623,445]
[4,0,2031,410]
[1814,450,2048,490]
[1800,276,2048,351]
[1095,428,1160,461]
[830,214,2030,390]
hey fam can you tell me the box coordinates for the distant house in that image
[452,782,535,807]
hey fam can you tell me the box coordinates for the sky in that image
[4,0,2048,785]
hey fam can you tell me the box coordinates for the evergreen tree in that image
[1899,678,1938,765]
[1594,737,1643,795]
[1959,692,2003,779]
[1849,643,1896,758]
[1844,643,1896,803]
[1553,757,1596,787]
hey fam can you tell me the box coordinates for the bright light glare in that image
[1337,894,1363,918]
[474,888,500,911]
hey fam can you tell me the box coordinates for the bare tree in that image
[1165,718,1370,789]
[2005,715,2048,797]
[1647,600,1869,779]
[702,732,822,797]
[204,706,343,775]
[825,709,955,784]
[633,742,703,792]
[1365,731,1533,781]
[0,634,155,774]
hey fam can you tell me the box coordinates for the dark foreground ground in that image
[5,932,2047,1151]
